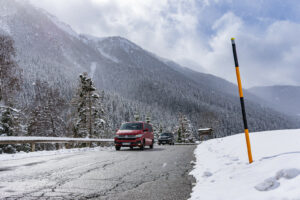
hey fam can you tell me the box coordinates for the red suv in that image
[114,122,154,150]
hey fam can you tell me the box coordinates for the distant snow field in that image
[190,129,300,200]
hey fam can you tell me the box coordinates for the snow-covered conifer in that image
[176,114,196,143]
[27,80,66,138]
[0,34,21,105]
[72,73,105,138]
[0,35,24,153]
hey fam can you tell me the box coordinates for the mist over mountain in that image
[0,0,298,138]
[249,85,300,117]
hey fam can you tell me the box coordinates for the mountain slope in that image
[249,85,300,117]
[0,0,298,137]
[82,34,299,135]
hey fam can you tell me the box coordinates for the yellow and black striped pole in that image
[231,38,253,164]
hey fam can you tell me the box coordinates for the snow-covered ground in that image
[190,129,300,200]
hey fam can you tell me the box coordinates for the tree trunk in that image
[88,91,92,138]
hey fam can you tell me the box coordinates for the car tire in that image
[140,141,145,150]
[115,146,121,151]
[130,146,133,150]
[150,140,154,149]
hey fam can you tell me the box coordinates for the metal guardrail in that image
[0,137,114,152]
[174,143,198,145]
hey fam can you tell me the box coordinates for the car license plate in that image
[123,143,130,145]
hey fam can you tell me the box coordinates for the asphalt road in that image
[0,145,196,200]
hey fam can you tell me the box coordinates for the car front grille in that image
[118,135,137,140]
[118,138,135,140]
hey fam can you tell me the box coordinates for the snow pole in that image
[231,38,253,164]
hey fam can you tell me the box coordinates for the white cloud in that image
[195,12,300,87]
[30,0,300,87]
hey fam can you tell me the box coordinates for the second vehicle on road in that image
[158,132,175,145]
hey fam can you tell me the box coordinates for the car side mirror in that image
[144,128,149,132]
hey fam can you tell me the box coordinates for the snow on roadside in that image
[189,129,300,200]
[0,146,113,162]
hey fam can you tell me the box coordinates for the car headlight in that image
[135,134,143,138]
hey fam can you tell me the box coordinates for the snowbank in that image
[190,129,300,200]
[0,146,113,162]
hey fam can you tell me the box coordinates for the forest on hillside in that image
[1,33,299,154]
[1,1,299,153]
[0,34,199,153]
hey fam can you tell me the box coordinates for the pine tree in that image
[176,114,196,143]
[0,107,23,136]
[182,117,196,143]
[72,73,105,138]
[0,35,23,153]
[177,127,182,143]
[27,80,66,137]
[134,112,140,121]
[97,91,111,138]
[152,122,161,141]
[0,108,14,137]
[0,34,21,105]
[146,114,151,123]
[0,106,25,153]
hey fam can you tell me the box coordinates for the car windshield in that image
[120,123,143,130]
[161,133,172,137]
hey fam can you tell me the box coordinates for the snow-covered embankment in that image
[189,129,300,200]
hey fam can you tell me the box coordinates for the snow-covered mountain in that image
[0,0,298,136]
[249,85,300,117]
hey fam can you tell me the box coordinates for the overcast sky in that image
[30,0,300,88]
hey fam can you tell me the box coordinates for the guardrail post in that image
[31,143,35,152]
[100,142,104,147]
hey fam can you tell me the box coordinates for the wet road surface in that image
[0,145,196,200]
